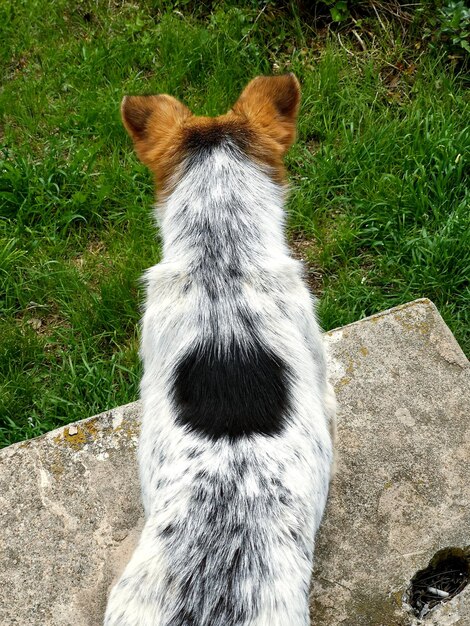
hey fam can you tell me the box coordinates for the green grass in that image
[1,1,469,447]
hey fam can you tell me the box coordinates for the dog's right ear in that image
[121,95,192,166]
[232,74,300,155]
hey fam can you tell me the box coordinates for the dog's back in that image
[104,75,335,626]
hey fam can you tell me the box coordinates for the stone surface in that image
[0,403,144,626]
[311,299,470,626]
[0,298,469,625]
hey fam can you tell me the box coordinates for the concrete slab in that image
[0,298,468,625]
[310,298,470,626]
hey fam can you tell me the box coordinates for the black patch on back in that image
[173,335,291,440]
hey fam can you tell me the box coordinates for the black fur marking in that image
[160,523,176,537]
[162,470,270,626]
[174,200,253,302]
[182,121,254,155]
[173,335,291,440]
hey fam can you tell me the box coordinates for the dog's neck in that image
[158,143,289,273]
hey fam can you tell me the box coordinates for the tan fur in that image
[231,74,300,169]
[121,74,301,197]
[121,94,191,193]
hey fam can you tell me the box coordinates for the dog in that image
[104,74,336,626]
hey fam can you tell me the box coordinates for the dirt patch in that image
[70,238,113,291]
[71,239,107,271]
[25,313,71,337]
[17,301,70,339]
[289,233,324,295]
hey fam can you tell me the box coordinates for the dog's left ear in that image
[232,74,301,154]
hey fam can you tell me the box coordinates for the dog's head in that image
[121,74,300,197]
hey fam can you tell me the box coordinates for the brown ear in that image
[232,74,301,154]
[121,94,191,165]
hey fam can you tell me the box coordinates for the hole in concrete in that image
[407,547,470,619]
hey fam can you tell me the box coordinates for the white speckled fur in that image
[104,137,335,625]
